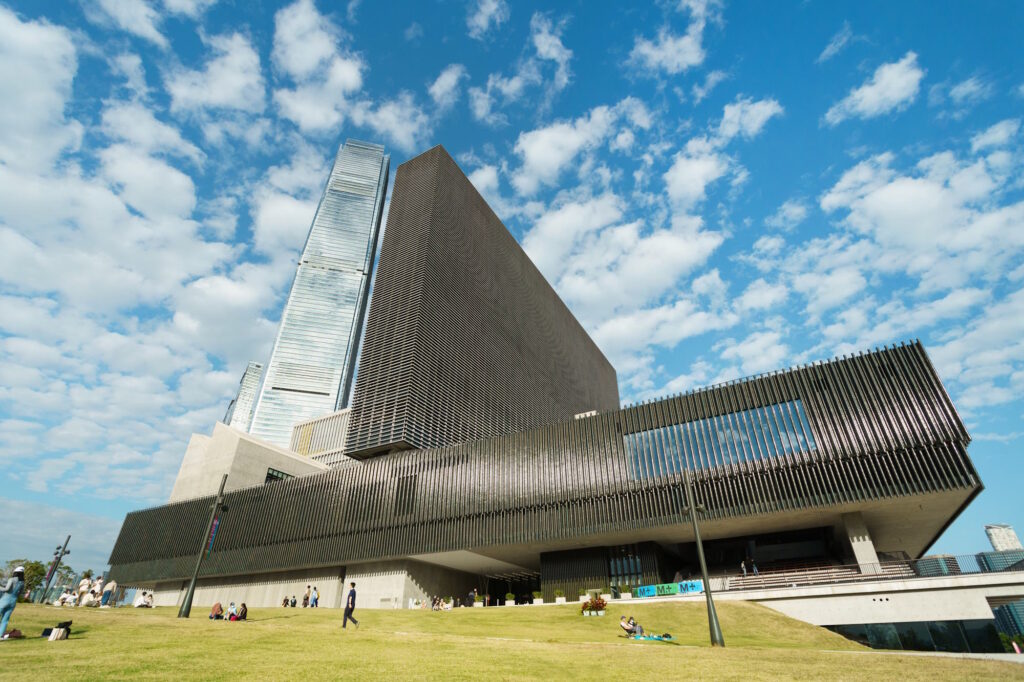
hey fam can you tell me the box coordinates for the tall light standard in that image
[178,474,229,618]
[682,467,725,647]
[37,535,71,603]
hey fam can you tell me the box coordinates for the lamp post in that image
[178,474,229,618]
[37,535,71,604]
[682,467,725,647]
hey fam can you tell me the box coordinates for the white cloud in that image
[949,76,993,105]
[718,97,784,141]
[522,194,623,279]
[99,144,197,219]
[271,0,342,81]
[720,330,789,375]
[166,32,266,114]
[94,0,168,48]
[630,27,705,75]
[816,21,852,64]
[971,118,1020,152]
[530,14,572,92]
[0,6,83,171]
[467,13,573,125]
[736,279,788,311]
[511,104,617,195]
[404,22,423,41]
[629,1,717,75]
[101,100,205,165]
[693,70,728,104]
[467,0,509,40]
[109,53,148,98]
[663,146,729,210]
[163,0,217,17]
[765,199,808,230]
[349,92,430,153]
[824,52,925,125]
[429,64,468,110]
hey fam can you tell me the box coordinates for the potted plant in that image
[505,592,516,606]
[473,594,484,608]
[578,589,588,603]
[554,589,566,604]
[580,600,593,616]
[600,586,612,602]
[532,590,543,605]
[590,596,607,616]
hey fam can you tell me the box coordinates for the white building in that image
[985,523,1024,552]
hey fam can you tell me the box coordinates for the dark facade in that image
[109,342,981,597]
[343,145,619,458]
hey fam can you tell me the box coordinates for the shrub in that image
[505,592,515,601]
[474,594,483,603]
[554,589,565,598]
[532,590,543,599]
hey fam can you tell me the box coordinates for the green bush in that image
[532,591,543,599]
[553,589,564,598]
[505,592,515,601]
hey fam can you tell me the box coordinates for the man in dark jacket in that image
[343,582,359,629]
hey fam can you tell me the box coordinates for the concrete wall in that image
[169,422,328,502]
[679,571,1024,626]
[345,559,482,609]
[149,567,346,609]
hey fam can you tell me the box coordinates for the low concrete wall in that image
[149,566,346,609]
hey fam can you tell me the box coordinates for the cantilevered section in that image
[249,140,389,448]
[344,145,619,458]
[109,342,980,587]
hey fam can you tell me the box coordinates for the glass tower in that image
[249,139,389,448]
[223,360,264,431]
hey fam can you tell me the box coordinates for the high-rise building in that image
[249,140,389,448]
[344,145,619,458]
[223,361,264,431]
[290,407,352,468]
[985,523,1023,552]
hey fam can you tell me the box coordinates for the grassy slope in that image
[2,601,1021,681]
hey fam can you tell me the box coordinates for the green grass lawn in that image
[2,601,1021,681]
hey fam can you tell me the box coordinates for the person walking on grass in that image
[0,566,25,639]
[343,582,358,629]
[311,586,319,608]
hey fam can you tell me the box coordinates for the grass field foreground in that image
[2,601,1022,680]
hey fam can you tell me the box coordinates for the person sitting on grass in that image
[227,602,238,620]
[619,616,644,638]
[231,603,247,621]
[210,602,224,620]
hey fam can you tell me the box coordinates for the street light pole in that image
[37,535,71,604]
[178,474,228,618]
[682,467,725,647]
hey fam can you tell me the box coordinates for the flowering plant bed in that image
[580,596,607,615]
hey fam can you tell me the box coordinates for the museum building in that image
[107,146,981,611]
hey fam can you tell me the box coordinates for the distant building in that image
[985,523,1023,552]
[249,140,389,448]
[977,549,1024,573]
[994,600,1024,636]
[223,361,264,431]
[916,555,962,577]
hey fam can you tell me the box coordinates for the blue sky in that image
[0,0,1021,572]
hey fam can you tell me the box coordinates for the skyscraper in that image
[344,145,619,458]
[985,523,1023,552]
[249,140,389,448]
[223,361,264,431]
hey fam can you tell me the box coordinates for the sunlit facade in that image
[249,140,389,448]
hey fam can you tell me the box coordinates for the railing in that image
[705,553,1024,593]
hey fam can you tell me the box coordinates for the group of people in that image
[209,601,247,621]
[132,590,154,607]
[619,615,644,638]
[281,585,321,608]
[740,557,759,577]
[53,576,119,608]
[419,595,452,611]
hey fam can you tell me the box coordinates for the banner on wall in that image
[634,580,704,598]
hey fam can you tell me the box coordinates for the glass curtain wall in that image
[249,140,389,448]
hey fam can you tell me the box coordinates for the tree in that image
[3,559,47,594]
[82,569,94,580]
